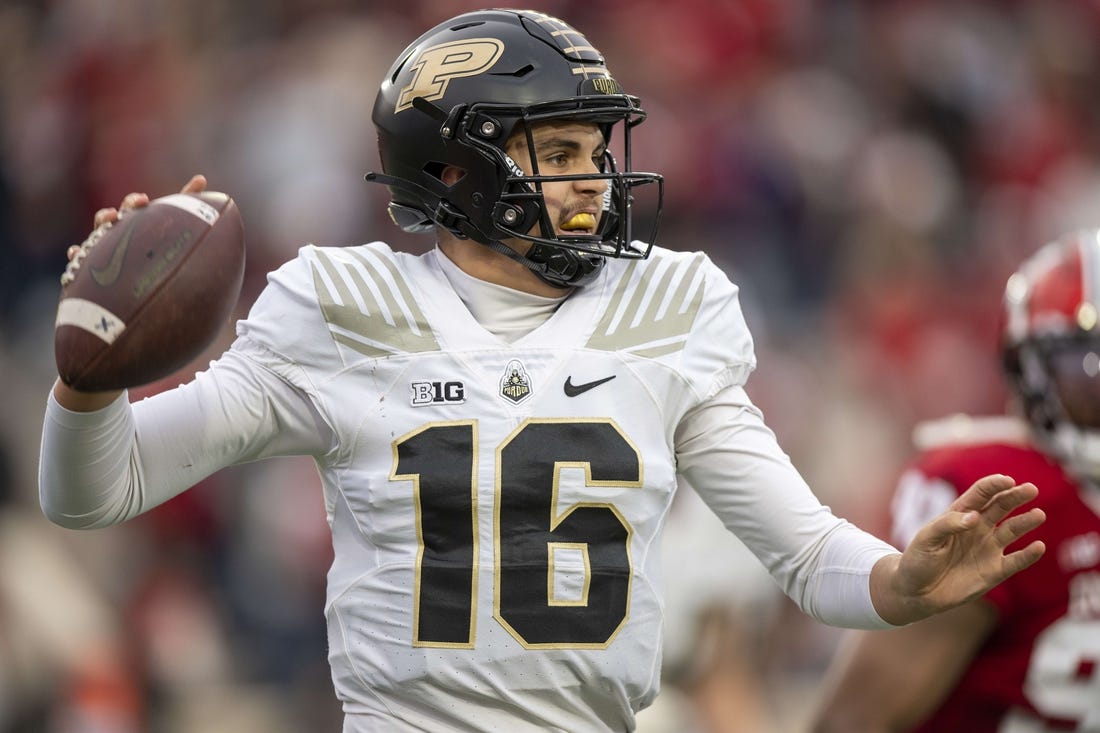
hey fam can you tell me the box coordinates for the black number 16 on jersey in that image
[392,419,642,649]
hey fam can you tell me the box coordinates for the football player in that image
[40,9,1046,732]
[811,229,1100,732]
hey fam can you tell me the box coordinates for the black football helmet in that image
[366,8,664,288]
[1002,229,1100,479]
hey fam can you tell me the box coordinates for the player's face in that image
[504,120,609,245]
[1050,340,1100,428]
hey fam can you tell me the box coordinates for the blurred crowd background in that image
[3,1,1100,731]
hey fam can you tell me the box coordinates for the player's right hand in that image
[54,175,209,411]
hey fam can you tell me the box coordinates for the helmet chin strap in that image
[482,238,603,289]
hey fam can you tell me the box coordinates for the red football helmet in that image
[1002,229,1100,478]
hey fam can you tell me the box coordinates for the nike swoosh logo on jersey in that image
[563,374,616,397]
[89,218,137,287]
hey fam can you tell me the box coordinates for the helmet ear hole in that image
[427,163,466,187]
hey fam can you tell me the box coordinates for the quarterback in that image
[40,9,1045,732]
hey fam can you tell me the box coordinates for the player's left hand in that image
[873,474,1046,626]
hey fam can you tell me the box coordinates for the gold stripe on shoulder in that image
[344,249,435,337]
[587,253,705,355]
[312,248,440,357]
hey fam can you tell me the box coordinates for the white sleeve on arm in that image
[675,384,900,629]
[39,347,333,530]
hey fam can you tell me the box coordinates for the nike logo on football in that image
[90,218,136,287]
[563,374,616,397]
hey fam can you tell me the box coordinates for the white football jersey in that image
[233,242,755,731]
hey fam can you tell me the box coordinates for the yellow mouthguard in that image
[563,212,596,231]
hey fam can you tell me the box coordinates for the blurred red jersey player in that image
[813,229,1100,732]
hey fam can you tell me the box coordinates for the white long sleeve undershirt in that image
[432,247,569,343]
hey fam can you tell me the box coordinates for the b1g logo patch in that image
[411,380,466,406]
[499,360,532,404]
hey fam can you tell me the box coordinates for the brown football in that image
[55,191,246,391]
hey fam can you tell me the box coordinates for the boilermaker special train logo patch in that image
[499,359,532,404]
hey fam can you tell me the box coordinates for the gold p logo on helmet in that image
[396,39,505,113]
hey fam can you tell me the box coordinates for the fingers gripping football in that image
[61,218,115,287]
[62,179,206,287]
[55,176,245,391]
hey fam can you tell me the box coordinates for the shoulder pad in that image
[912,414,1030,452]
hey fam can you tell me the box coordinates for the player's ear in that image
[440,165,466,187]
